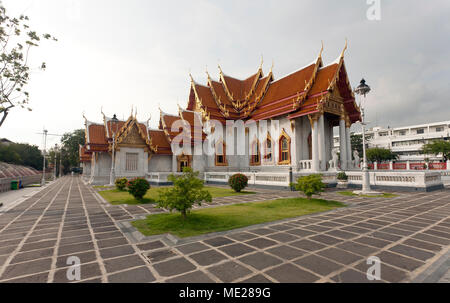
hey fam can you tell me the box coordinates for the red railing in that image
[377,163,390,170]
[368,163,374,170]
[410,163,426,170]
[429,162,447,170]
[393,163,407,170]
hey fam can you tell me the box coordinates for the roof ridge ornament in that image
[259,54,263,70]
[340,38,348,60]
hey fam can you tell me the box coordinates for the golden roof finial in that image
[259,54,263,70]
[82,111,87,124]
[146,114,151,128]
[319,40,324,58]
[218,64,224,76]
[100,106,106,119]
[189,73,195,84]
[135,107,138,118]
[269,59,274,74]
[340,38,348,59]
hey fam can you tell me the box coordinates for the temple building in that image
[80,42,361,185]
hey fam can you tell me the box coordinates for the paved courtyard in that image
[0,176,449,283]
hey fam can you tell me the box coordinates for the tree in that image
[422,140,450,162]
[60,129,85,170]
[156,167,212,219]
[366,147,398,163]
[292,174,325,200]
[0,5,57,127]
[0,142,43,169]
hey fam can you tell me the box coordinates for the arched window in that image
[264,133,273,163]
[250,139,260,166]
[278,130,291,165]
[215,139,227,166]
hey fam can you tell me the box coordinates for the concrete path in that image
[0,176,449,283]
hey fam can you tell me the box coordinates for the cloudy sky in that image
[1,0,449,149]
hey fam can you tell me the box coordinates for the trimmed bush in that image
[336,172,348,181]
[228,173,249,192]
[115,177,128,191]
[127,178,150,200]
[293,174,325,199]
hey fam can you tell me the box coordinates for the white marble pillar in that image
[339,118,347,170]
[345,126,352,168]
[172,154,177,172]
[312,119,319,172]
[318,114,326,171]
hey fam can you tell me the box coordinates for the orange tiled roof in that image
[79,145,92,162]
[149,129,172,155]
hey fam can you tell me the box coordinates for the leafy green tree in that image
[0,142,43,169]
[292,174,325,200]
[422,140,450,162]
[0,144,21,164]
[60,129,85,170]
[366,147,398,163]
[13,143,44,169]
[0,5,57,127]
[156,167,212,219]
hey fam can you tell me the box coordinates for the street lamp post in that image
[109,114,119,186]
[53,144,58,180]
[41,129,48,186]
[354,79,377,194]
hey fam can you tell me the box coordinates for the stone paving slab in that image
[0,176,449,283]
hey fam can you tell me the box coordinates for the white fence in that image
[205,171,291,187]
[345,171,443,190]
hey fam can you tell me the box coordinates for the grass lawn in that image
[131,197,345,238]
[337,191,398,198]
[99,186,256,205]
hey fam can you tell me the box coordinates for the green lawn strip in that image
[337,191,398,198]
[131,197,345,238]
[99,186,255,205]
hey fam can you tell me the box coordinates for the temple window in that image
[215,140,227,166]
[125,153,138,171]
[264,135,273,163]
[250,139,260,166]
[278,130,291,164]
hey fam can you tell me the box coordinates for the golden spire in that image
[82,111,88,124]
[259,54,263,70]
[269,59,274,74]
[319,40,324,59]
[339,38,348,60]
[218,64,224,76]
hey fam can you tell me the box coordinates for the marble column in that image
[339,118,347,170]
[311,118,319,172]
[345,126,352,168]
[318,114,326,171]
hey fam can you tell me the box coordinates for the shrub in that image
[115,177,128,191]
[336,172,348,181]
[293,174,325,199]
[228,173,249,192]
[156,167,212,219]
[127,178,150,200]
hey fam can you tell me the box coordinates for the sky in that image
[0,0,449,150]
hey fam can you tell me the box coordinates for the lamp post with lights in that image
[354,78,375,194]
[108,114,119,186]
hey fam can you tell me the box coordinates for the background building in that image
[334,120,450,162]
